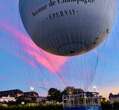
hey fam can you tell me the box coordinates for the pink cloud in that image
[0,22,68,73]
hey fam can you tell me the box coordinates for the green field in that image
[0,102,119,110]
[0,104,63,110]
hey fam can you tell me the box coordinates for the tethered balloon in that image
[19,0,116,56]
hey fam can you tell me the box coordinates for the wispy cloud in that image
[0,22,68,74]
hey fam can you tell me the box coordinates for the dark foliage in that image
[101,102,119,110]
[47,88,62,102]
[101,101,112,110]
[0,105,63,110]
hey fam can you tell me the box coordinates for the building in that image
[0,96,16,103]
[109,93,119,103]
[0,89,46,104]
[0,89,23,104]
[0,89,23,98]
[63,92,101,110]
[16,91,40,104]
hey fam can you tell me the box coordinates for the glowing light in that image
[30,86,35,91]
[92,85,98,92]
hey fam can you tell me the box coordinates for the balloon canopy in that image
[19,0,116,56]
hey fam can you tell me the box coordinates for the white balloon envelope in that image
[19,0,116,56]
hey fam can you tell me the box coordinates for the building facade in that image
[0,89,46,104]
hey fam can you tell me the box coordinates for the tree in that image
[62,87,75,95]
[47,88,62,102]
[62,87,84,95]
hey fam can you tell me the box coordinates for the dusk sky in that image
[0,0,119,98]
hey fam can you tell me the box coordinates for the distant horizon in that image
[0,86,118,99]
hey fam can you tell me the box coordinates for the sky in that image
[0,0,119,98]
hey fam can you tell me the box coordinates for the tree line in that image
[47,86,84,102]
